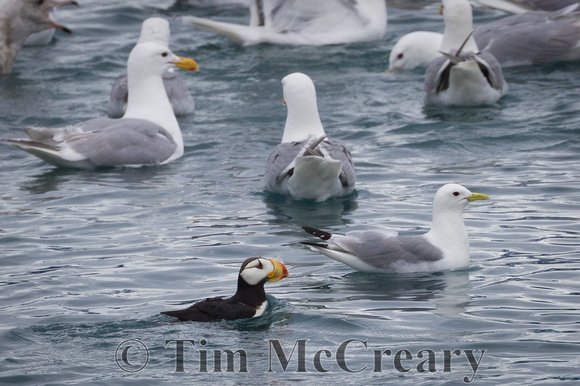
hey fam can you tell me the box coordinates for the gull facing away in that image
[182,0,387,45]
[388,1,580,71]
[1,42,199,169]
[264,72,356,202]
[424,0,507,106]
[302,184,490,273]
[108,17,195,118]
[0,0,78,74]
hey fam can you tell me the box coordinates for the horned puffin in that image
[161,257,289,322]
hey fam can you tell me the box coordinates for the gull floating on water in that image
[182,0,387,45]
[264,72,356,202]
[108,17,195,118]
[2,42,198,169]
[0,0,78,74]
[388,1,580,71]
[424,0,507,106]
[302,184,490,273]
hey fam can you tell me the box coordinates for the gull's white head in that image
[127,41,198,78]
[388,31,444,72]
[432,183,489,216]
[137,17,170,46]
[239,257,289,286]
[440,0,478,53]
[281,72,326,143]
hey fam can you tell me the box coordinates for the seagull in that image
[264,72,356,202]
[302,184,490,273]
[0,0,78,74]
[182,0,387,46]
[424,0,507,106]
[161,257,288,322]
[108,17,195,118]
[388,1,580,71]
[1,42,199,169]
[388,31,444,72]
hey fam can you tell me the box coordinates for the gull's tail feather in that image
[2,138,91,169]
[288,156,342,202]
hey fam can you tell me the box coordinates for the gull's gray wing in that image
[107,73,128,118]
[424,56,451,99]
[264,140,305,191]
[474,52,507,91]
[319,138,355,189]
[69,118,177,166]
[162,72,195,115]
[474,6,580,65]
[107,72,194,118]
[331,230,444,270]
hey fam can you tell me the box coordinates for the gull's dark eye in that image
[397,53,403,59]
[161,52,168,58]
[453,192,460,196]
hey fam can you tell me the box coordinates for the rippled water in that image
[1,1,579,384]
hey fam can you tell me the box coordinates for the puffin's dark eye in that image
[38,0,44,4]
[397,53,403,59]
[453,192,460,196]
[161,52,168,58]
[257,260,263,269]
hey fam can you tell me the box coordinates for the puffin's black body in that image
[161,257,288,322]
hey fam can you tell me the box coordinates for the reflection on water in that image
[262,191,358,229]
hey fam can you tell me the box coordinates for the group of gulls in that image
[1,0,572,322]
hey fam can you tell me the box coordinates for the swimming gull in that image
[0,0,78,74]
[302,184,490,273]
[388,31,444,72]
[388,2,580,70]
[264,72,356,202]
[1,42,199,169]
[108,17,195,118]
[424,0,507,106]
[182,0,387,45]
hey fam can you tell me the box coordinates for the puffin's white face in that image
[433,183,489,214]
[239,258,289,286]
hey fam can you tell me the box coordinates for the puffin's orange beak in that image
[267,259,289,282]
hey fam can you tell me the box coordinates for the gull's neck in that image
[123,69,184,157]
[440,1,479,53]
[425,207,470,266]
[281,99,326,143]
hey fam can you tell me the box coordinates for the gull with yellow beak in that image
[303,184,490,273]
[2,41,199,169]
[108,17,196,118]
[162,257,289,322]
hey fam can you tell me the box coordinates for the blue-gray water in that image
[1,1,579,384]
